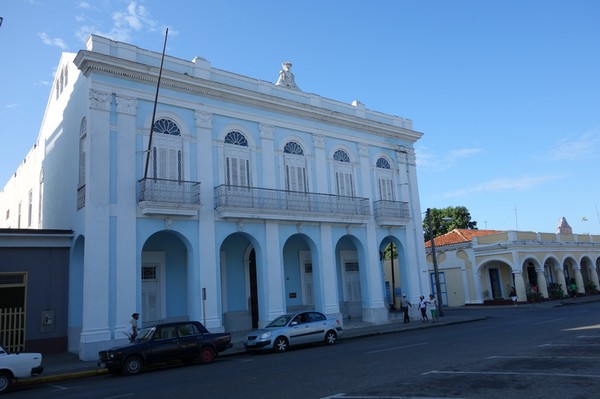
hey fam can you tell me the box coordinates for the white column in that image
[195,111,221,329]
[555,265,568,297]
[357,144,386,323]
[396,148,429,296]
[79,90,112,360]
[259,124,276,188]
[114,95,138,337]
[536,270,549,298]
[589,266,600,292]
[313,134,327,192]
[262,221,285,324]
[513,270,527,302]
[319,224,341,318]
[574,268,585,294]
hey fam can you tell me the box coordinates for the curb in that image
[18,369,107,386]
[18,316,488,388]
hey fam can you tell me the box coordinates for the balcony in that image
[373,200,410,226]
[214,185,371,223]
[138,178,201,216]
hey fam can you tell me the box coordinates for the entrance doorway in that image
[249,249,258,329]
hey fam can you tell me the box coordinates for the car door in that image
[176,323,201,359]
[305,312,328,343]
[288,312,314,346]
[147,325,181,363]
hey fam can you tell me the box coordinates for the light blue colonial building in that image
[0,35,430,360]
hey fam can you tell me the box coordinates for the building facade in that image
[425,225,600,307]
[0,229,72,353]
[0,35,431,360]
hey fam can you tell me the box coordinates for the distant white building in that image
[0,35,430,360]
[425,219,600,307]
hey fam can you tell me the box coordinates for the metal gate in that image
[0,307,25,352]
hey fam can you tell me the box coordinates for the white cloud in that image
[543,130,600,162]
[76,0,158,44]
[5,104,19,109]
[442,174,564,198]
[416,146,482,171]
[38,33,69,50]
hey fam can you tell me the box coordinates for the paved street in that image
[9,300,600,398]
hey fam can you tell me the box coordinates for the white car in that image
[243,311,343,353]
[0,345,44,394]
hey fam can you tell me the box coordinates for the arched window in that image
[333,150,353,196]
[284,141,307,192]
[151,118,183,181]
[224,131,251,187]
[376,157,394,201]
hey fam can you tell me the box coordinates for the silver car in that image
[243,311,343,353]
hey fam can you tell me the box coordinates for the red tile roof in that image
[425,229,503,248]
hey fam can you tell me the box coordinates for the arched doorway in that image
[282,233,317,313]
[379,236,405,310]
[141,231,190,325]
[220,233,261,332]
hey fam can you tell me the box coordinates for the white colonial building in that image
[425,220,600,307]
[0,35,431,360]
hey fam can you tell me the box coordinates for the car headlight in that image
[259,332,271,339]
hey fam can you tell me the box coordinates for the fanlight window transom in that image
[333,150,350,162]
[284,141,304,155]
[153,119,181,136]
[376,158,391,169]
[224,131,248,146]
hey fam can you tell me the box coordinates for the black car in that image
[98,321,232,376]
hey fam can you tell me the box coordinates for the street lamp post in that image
[426,208,444,317]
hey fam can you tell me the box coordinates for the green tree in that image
[381,242,398,260]
[423,206,478,241]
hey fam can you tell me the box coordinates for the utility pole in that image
[427,208,444,317]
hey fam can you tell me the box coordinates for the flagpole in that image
[143,28,169,180]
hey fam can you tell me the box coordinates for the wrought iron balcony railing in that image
[139,178,201,204]
[214,184,370,222]
[138,178,201,216]
[373,200,410,225]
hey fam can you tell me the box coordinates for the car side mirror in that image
[291,321,298,326]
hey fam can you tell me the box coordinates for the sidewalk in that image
[18,295,600,387]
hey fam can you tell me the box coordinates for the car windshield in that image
[136,327,155,342]
[266,314,294,328]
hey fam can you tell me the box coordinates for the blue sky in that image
[1,0,599,234]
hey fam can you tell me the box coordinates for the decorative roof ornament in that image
[275,61,300,91]
[557,217,572,235]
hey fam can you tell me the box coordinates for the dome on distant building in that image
[557,217,572,235]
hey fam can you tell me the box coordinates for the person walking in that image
[130,312,140,342]
[509,287,518,307]
[400,294,412,323]
[418,295,429,323]
[428,294,439,323]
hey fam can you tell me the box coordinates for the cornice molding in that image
[74,51,423,143]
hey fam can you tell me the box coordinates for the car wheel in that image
[108,366,123,376]
[273,336,289,353]
[199,346,215,364]
[124,356,143,376]
[324,330,338,345]
[0,371,12,394]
